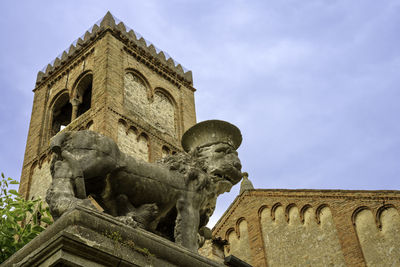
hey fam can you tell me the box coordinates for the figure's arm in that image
[174,194,201,251]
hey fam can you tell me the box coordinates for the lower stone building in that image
[202,175,400,267]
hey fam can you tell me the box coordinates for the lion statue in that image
[46,120,243,252]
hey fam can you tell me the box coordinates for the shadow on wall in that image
[225,218,252,265]
[354,206,400,266]
[257,204,346,267]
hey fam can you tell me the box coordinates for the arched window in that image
[71,73,93,120]
[152,89,176,136]
[51,93,72,136]
[124,71,150,117]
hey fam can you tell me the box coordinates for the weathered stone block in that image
[2,206,224,267]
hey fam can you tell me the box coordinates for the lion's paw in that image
[138,203,159,215]
[116,215,139,228]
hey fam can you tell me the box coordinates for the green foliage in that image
[103,230,123,243]
[102,230,154,258]
[0,173,53,263]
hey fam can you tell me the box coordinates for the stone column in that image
[70,98,81,121]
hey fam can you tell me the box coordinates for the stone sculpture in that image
[46,120,243,252]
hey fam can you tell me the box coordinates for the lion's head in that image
[193,142,242,193]
[178,119,243,195]
[158,141,243,233]
[160,142,242,195]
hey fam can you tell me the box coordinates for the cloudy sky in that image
[1,0,399,226]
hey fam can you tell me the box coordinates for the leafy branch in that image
[0,173,53,263]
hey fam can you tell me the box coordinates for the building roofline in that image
[245,188,400,194]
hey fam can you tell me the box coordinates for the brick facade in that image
[212,189,400,267]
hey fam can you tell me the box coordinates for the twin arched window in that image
[49,70,176,139]
[50,73,93,136]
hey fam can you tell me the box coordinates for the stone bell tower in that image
[19,12,197,201]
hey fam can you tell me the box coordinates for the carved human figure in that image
[46,120,243,252]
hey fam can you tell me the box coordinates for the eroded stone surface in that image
[225,219,252,265]
[152,91,175,136]
[355,207,400,266]
[124,73,176,137]
[29,160,52,201]
[117,121,149,162]
[124,72,149,117]
[2,206,223,267]
[260,205,345,267]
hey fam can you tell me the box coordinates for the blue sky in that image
[1,1,399,226]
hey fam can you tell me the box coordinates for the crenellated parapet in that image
[35,11,193,88]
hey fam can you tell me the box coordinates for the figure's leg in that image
[174,196,200,251]
[115,194,139,227]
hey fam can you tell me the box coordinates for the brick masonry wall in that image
[19,41,99,198]
[124,72,176,137]
[124,72,148,119]
[117,120,149,162]
[212,189,400,267]
[28,159,51,201]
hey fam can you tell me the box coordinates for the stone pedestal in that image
[2,206,224,267]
